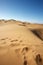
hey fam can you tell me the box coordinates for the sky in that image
[0,0,43,23]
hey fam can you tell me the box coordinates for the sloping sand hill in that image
[0,20,43,65]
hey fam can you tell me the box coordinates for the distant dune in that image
[0,20,43,65]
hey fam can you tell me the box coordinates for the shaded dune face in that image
[31,29,43,41]
[0,20,43,65]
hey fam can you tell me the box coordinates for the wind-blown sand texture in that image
[0,20,43,65]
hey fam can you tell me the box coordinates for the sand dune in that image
[0,20,43,65]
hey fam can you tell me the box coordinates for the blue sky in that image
[0,0,43,23]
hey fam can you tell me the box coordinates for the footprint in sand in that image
[10,43,20,47]
[21,46,29,56]
[23,56,28,65]
[22,47,29,53]
[10,39,18,42]
[35,54,43,65]
[0,38,5,40]
[10,43,16,47]
[24,59,27,65]
[0,37,8,41]
[0,37,9,46]
[10,39,22,47]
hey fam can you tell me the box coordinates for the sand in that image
[0,20,43,65]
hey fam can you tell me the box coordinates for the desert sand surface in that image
[0,20,43,65]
